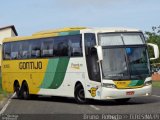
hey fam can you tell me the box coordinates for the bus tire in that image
[14,81,21,99]
[74,84,86,104]
[21,82,30,100]
[115,98,131,103]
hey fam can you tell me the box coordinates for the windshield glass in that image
[99,33,150,80]
[127,47,150,79]
[102,48,129,79]
[99,33,144,46]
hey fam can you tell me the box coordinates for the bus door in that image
[84,33,101,99]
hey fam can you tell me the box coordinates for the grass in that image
[0,77,8,101]
[0,77,3,94]
[152,81,160,88]
[0,77,4,101]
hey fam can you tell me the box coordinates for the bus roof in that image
[81,27,141,33]
[33,27,87,36]
[3,27,141,43]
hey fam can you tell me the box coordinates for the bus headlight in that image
[144,81,152,86]
[102,83,116,88]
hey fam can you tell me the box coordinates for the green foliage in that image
[153,81,160,88]
[0,77,3,94]
[145,26,160,64]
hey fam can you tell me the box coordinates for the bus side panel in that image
[38,58,86,97]
[2,73,14,93]
[2,59,48,94]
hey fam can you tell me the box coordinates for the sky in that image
[0,0,160,36]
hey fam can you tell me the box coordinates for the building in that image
[0,25,18,66]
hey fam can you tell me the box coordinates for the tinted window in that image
[3,35,82,60]
[31,40,41,58]
[68,35,82,57]
[84,33,101,82]
[11,42,21,59]
[3,43,11,60]
[54,36,68,57]
[21,41,30,59]
[85,33,96,56]
[42,38,54,57]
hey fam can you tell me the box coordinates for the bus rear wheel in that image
[14,82,21,99]
[21,82,30,100]
[74,84,86,104]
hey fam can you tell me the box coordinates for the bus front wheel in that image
[74,84,86,104]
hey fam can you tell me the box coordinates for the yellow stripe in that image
[3,27,86,43]
[114,80,143,89]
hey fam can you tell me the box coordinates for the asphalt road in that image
[1,88,160,120]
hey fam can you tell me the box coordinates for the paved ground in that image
[0,88,160,120]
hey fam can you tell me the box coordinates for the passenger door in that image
[84,33,101,99]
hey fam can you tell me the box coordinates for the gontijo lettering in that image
[19,61,42,69]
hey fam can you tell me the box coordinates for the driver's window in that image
[84,33,101,82]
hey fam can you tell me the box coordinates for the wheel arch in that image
[74,81,84,91]
[21,80,27,86]
[14,80,20,86]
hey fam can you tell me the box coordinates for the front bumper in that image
[101,85,152,100]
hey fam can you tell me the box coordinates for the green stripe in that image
[49,57,69,89]
[59,31,80,36]
[128,80,144,87]
[136,80,145,86]
[40,57,70,89]
[40,59,59,88]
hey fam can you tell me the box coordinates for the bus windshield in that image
[102,48,129,79]
[98,33,150,80]
[127,47,149,79]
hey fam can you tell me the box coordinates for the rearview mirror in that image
[94,46,103,61]
[147,43,159,60]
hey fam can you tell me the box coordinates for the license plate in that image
[126,91,135,95]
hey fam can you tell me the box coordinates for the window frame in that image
[3,34,83,60]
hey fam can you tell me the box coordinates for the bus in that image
[2,27,159,104]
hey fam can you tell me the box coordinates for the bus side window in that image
[3,43,11,60]
[41,38,54,57]
[21,41,30,59]
[11,42,21,59]
[84,33,101,82]
[31,40,41,58]
[54,36,69,57]
[68,35,82,57]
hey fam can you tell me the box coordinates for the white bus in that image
[2,27,159,104]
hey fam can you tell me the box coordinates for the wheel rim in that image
[14,85,20,96]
